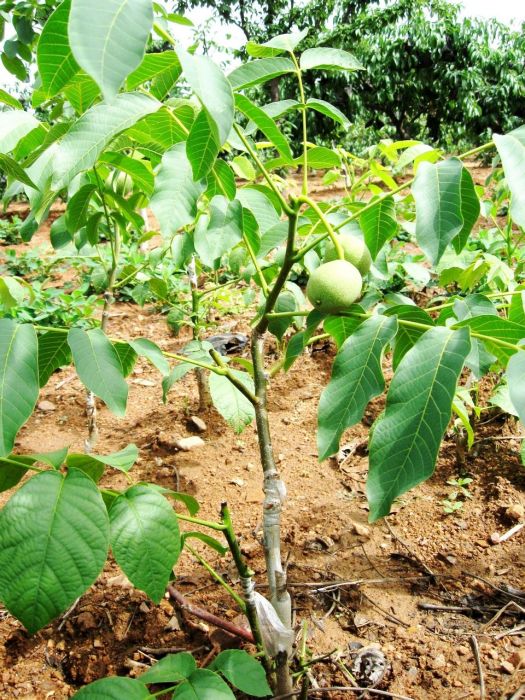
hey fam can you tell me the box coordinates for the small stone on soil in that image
[175,436,205,451]
[37,400,56,412]
[353,522,370,537]
[188,416,207,433]
[500,660,515,674]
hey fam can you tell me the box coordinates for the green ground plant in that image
[0,1,524,697]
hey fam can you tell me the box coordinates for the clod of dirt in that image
[76,611,97,631]
[175,436,205,451]
[509,650,525,669]
[505,503,525,522]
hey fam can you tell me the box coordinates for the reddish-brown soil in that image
[0,172,523,699]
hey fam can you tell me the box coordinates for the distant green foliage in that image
[318,0,525,149]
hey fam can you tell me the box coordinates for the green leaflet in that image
[37,0,79,98]
[126,50,181,97]
[0,88,23,110]
[234,93,293,163]
[367,327,470,521]
[109,485,181,603]
[194,196,243,268]
[228,57,295,90]
[63,71,100,114]
[177,48,234,145]
[494,132,525,228]
[69,0,153,102]
[452,166,480,253]
[67,444,139,482]
[174,669,235,700]
[413,158,464,264]
[65,183,96,233]
[454,315,525,365]
[384,304,435,369]
[323,307,364,349]
[306,97,351,128]
[210,650,272,697]
[139,653,196,684]
[38,329,71,387]
[129,338,170,376]
[150,143,205,236]
[318,315,397,461]
[359,195,397,260]
[209,371,255,434]
[186,109,220,180]
[0,468,109,633]
[72,677,149,700]
[452,295,497,378]
[300,47,363,71]
[68,327,128,416]
[0,153,38,189]
[506,351,525,425]
[0,110,39,153]
[246,29,308,57]
[0,320,39,457]
[51,92,160,189]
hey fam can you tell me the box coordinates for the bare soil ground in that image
[0,168,523,699]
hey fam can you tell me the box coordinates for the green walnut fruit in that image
[306,260,362,314]
[323,234,372,276]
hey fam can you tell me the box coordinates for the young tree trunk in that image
[85,228,121,452]
[188,257,212,411]
[251,331,294,697]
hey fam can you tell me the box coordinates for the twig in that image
[462,572,525,602]
[481,601,525,632]
[273,687,415,700]
[57,597,80,631]
[167,585,254,643]
[509,684,525,700]
[490,523,525,544]
[469,635,485,700]
[266,575,435,591]
[418,603,519,615]
[384,518,435,577]
[138,645,188,655]
[360,591,410,628]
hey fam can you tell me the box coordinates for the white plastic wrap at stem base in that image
[253,591,294,657]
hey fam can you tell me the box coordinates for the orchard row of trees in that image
[1,0,524,150]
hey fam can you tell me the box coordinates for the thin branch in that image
[167,585,254,643]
